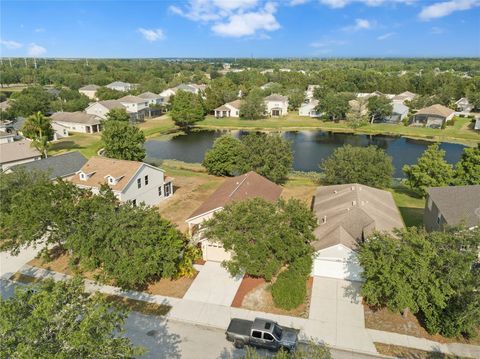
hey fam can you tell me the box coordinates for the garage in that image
[312,244,363,282]
[200,240,231,262]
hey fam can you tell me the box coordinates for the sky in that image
[0,0,479,58]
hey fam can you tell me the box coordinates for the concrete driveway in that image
[0,244,44,279]
[183,261,243,306]
[308,277,376,353]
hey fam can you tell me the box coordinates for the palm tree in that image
[22,112,53,158]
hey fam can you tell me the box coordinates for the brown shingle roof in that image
[0,139,41,164]
[70,156,144,192]
[227,99,242,109]
[187,171,282,220]
[415,104,454,118]
[97,100,126,111]
[79,84,100,91]
[264,94,288,102]
[312,184,405,251]
[118,95,148,104]
[427,185,480,228]
[51,112,102,125]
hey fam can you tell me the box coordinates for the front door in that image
[271,109,281,116]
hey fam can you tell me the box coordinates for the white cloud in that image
[0,39,23,49]
[419,0,480,21]
[170,0,280,38]
[310,39,347,47]
[317,0,416,8]
[377,32,395,40]
[27,43,46,57]
[343,18,373,31]
[138,28,166,42]
[35,28,45,33]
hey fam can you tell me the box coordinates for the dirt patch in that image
[374,343,466,359]
[10,272,43,284]
[240,277,313,318]
[365,305,480,345]
[231,275,266,308]
[102,294,171,316]
[157,174,224,233]
[145,273,197,298]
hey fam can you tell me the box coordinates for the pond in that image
[145,130,467,178]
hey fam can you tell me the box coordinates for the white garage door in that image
[201,241,231,262]
[313,258,363,282]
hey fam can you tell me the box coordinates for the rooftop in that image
[265,94,288,102]
[118,95,148,104]
[415,104,455,118]
[0,139,41,164]
[79,84,100,91]
[51,111,102,125]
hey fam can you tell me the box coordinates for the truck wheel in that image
[234,339,245,349]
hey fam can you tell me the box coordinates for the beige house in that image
[0,131,15,144]
[312,184,404,281]
[214,99,242,118]
[410,104,455,128]
[392,91,417,103]
[85,97,147,122]
[186,171,282,262]
[106,81,134,92]
[78,84,100,100]
[70,156,173,206]
[51,112,102,136]
[0,139,42,170]
[264,94,289,117]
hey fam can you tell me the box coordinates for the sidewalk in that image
[12,264,480,359]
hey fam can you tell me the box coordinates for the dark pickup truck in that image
[226,317,299,352]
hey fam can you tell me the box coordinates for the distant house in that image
[78,84,100,100]
[455,97,473,113]
[356,91,393,100]
[305,85,319,101]
[392,91,417,103]
[138,92,164,106]
[373,101,409,124]
[299,99,321,117]
[9,152,88,180]
[85,96,148,122]
[410,104,455,128]
[424,186,480,232]
[264,94,289,117]
[159,84,206,99]
[50,112,102,136]
[0,139,42,171]
[214,99,242,118]
[0,131,15,144]
[117,95,149,119]
[349,98,368,116]
[260,82,277,90]
[311,184,405,281]
[106,81,134,92]
[85,100,126,120]
[186,172,282,262]
[70,156,173,206]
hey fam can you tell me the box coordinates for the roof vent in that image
[333,190,338,194]
[351,186,355,191]
[352,200,357,206]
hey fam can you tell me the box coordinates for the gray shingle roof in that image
[51,112,102,125]
[10,152,88,179]
[264,94,288,102]
[79,84,100,91]
[427,185,480,228]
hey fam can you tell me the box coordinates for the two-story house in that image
[70,156,173,206]
[264,94,289,117]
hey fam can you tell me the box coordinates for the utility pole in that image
[8,58,12,67]
[85,58,89,66]
[33,58,37,69]
[24,58,28,67]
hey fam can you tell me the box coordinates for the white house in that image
[138,92,163,106]
[455,98,474,113]
[70,156,173,206]
[85,100,127,120]
[214,99,242,118]
[0,139,42,171]
[85,97,147,122]
[299,99,321,117]
[50,112,102,136]
[305,85,319,101]
[118,95,149,114]
[78,85,100,100]
[186,172,282,262]
[392,91,417,104]
[106,81,134,92]
[264,94,289,117]
[311,184,404,282]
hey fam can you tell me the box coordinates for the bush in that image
[271,268,308,310]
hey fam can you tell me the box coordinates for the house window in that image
[164,183,171,197]
[437,215,441,224]
[145,175,149,186]
[158,186,162,196]
[132,199,137,206]
[137,178,141,189]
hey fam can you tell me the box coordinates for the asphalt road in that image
[125,312,387,359]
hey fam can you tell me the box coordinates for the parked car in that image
[225,317,298,352]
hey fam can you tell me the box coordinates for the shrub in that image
[271,268,307,310]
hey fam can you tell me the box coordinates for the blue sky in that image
[1,0,479,58]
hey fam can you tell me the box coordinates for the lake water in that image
[145,130,467,178]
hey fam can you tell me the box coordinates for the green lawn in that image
[137,115,177,138]
[196,114,480,146]
[49,133,103,158]
[390,184,425,227]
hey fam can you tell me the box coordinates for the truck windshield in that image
[273,324,283,340]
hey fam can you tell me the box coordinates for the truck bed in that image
[226,318,252,337]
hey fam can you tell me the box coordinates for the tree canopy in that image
[359,227,480,338]
[454,144,480,185]
[320,145,394,188]
[204,198,315,281]
[202,135,243,176]
[170,90,205,128]
[204,77,238,112]
[315,91,352,121]
[102,119,146,161]
[106,108,131,122]
[240,88,266,120]
[0,277,143,358]
[367,95,393,123]
[21,112,54,157]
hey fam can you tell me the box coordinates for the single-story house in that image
[312,184,405,281]
[214,99,242,118]
[424,185,480,232]
[392,91,417,103]
[106,81,135,92]
[264,94,289,117]
[0,131,15,144]
[85,100,126,119]
[186,171,282,262]
[78,84,100,100]
[69,156,173,206]
[455,97,474,113]
[299,99,321,117]
[9,151,88,180]
[373,101,409,124]
[50,112,103,136]
[0,139,42,171]
[409,104,455,128]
